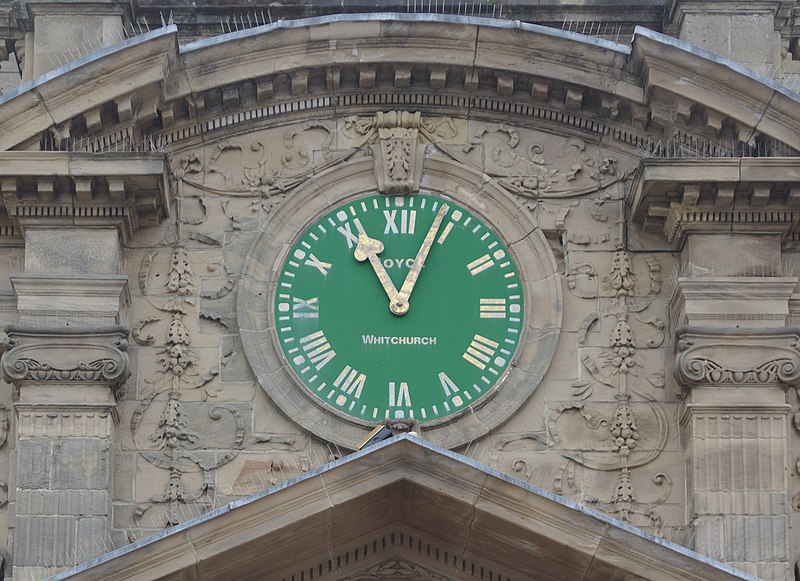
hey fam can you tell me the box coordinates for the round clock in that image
[273,193,523,425]
[238,157,561,449]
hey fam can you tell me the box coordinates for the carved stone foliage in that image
[173,121,362,232]
[451,124,630,198]
[132,245,243,528]
[174,121,345,199]
[675,328,800,391]
[1,327,130,395]
[0,406,8,450]
[794,409,800,512]
[548,250,671,530]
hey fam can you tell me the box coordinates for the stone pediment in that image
[49,436,753,581]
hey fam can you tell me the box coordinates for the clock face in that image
[273,193,524,424]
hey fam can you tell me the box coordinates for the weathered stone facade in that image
[0,1,799,580]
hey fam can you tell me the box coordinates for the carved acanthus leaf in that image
[456,126,627,198]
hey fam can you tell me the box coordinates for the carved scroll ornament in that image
[343,558,449,581]
[674,327,800,390]
[1,326,130,390]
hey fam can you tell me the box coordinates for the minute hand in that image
[390,203,449,315]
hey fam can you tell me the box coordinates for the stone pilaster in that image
[631,156,800,579]
[1,228,129,580]
[674,326,797,580]
[671,254,798,580]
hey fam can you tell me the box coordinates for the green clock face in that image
[274,193,524,424]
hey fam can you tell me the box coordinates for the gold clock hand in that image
[391,203,449,316]
[354,232,400,304]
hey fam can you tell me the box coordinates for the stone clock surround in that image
[238,156,563,450]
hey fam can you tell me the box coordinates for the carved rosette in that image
[674,327,800,391]
[2,326,130,394]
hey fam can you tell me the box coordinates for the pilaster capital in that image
[1,325,129,397]
[674,326,800,391]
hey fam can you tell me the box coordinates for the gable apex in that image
[48,435,757,581]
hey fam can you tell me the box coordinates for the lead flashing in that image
[180,12,631,55]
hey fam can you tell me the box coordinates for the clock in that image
[238,158,561,449]
[273,193,524,425]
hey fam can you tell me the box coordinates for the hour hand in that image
[354,232,399,304]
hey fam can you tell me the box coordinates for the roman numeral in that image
[467,254,494,276]
[479,298,506,319]
[436,222,454,245]
[293,296,319,318]
[334,365,366,399]
[337,218,365,249]
[389,381,411,407]
[305,253,332,276]
[438,372,460,397]
[300,330,336,370]
[463,334,499,370]
[383,210,417,234]
[437,209,461,245]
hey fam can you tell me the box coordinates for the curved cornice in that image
[632,27,800,150]
[0,14,799,153]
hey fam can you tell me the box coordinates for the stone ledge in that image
[629,158,800,247]
[0,152,171,244]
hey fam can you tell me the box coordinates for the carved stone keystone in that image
[372,111,425,195]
